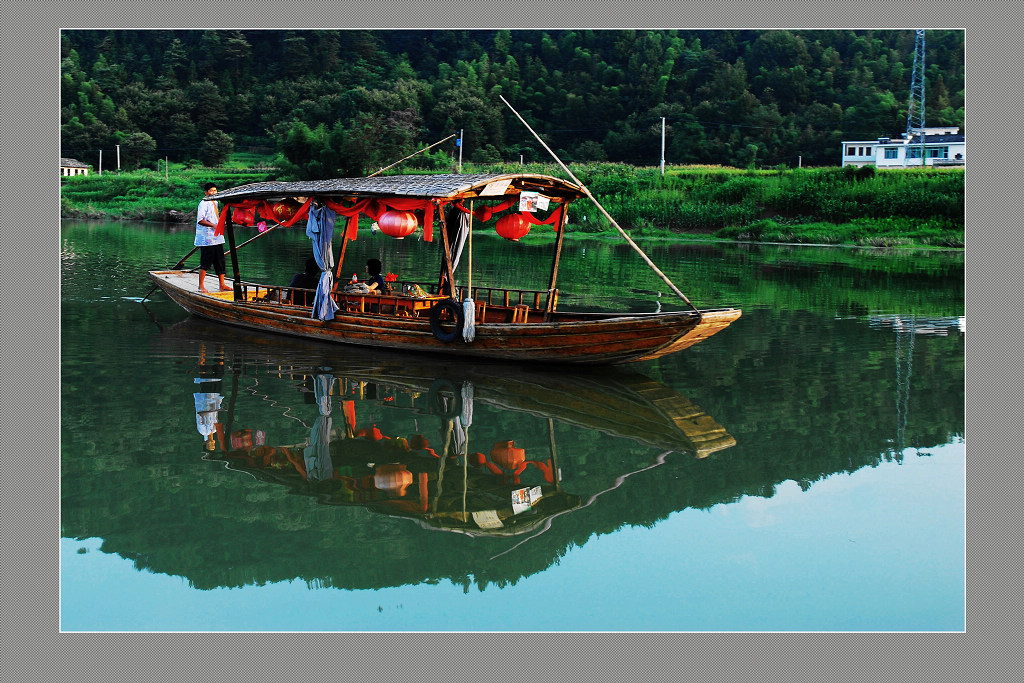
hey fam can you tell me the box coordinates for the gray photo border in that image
[5,0,1004,679]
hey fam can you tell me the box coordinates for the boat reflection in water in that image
[172,317,735,540]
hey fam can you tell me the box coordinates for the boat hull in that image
[149,270,740,365]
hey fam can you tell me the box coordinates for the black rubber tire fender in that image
[428,299,464,343]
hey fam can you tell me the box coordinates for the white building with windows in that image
[60,158,91,176]
[841,127,964,168]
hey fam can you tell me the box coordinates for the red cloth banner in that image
[215,197,313,236]
[453,200,566,232]
[216,195,565,242]
[322,197,437,242]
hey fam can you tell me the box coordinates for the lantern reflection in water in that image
[374,463,414,497]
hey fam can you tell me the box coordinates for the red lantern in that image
[374,463,413,496]
[271,199,302,223]
[232,206,256,226]
[490,440,526,470]
[378,210,418,239]
[495,213,531,241]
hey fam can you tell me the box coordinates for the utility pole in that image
[660,117,666,176]
[457,129,463,173]
[116,144,121,172]
[165,156,169,181]
[98,149,102,175]
[798,155,802,168]
[906,29,926,167]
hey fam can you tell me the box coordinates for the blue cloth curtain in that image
[305,204,340,321]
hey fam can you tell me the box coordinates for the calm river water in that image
[60,218,964,631]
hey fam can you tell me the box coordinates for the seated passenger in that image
[365,258,386,293]
[288,257,320,306]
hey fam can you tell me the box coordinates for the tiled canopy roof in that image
[60,158,89,167]
[210,173,587,202]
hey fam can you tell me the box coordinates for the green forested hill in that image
[61,29,964,173]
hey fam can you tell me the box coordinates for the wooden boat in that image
[149,173,740,365]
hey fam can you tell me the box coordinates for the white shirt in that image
[193,391,223,437]
[194,198,224,246]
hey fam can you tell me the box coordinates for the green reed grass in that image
[62,159,964,248]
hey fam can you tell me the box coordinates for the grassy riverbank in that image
[60,161,964,248]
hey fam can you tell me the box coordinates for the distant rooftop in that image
[906,133,965,144]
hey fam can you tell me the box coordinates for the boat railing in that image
[233,279,558,317]
[453,285,558,312]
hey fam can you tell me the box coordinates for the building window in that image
[884,148,899,159]
[928,147,949,159]
[864,146,871,156]
[907,148,922,159]
[847,146,856,156]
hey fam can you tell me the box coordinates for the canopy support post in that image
[467,200,473,298]
[544,203,569,321]
[224,207,243,301]
[331,219,351,296]
[438,203,458,298]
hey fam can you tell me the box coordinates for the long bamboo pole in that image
[367,133,457,178]
[224,223,280,258]
[499,95,699,313]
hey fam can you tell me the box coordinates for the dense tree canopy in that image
[61,29,964,174]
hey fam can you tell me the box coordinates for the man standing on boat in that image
[195,182,230,293]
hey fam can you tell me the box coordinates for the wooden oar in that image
[171,246,199,270]
[141,223,281,301]
[500,95,700,314]
[187,223,281,272]
[140,245,197,301]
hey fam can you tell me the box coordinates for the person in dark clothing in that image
[288,257,321,306]
[365,258,386,292]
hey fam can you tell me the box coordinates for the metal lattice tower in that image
[906,30,926,162]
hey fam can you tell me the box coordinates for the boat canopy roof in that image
[210,173,587,204]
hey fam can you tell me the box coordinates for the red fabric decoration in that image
[322,197,437,242]
[215,196,313,236]
[452,201,566,232]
